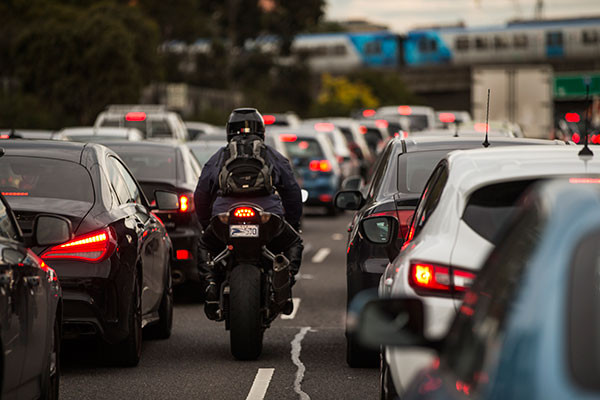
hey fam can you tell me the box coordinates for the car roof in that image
[0,140,88,163]
[58,127,140,136]
[99,139,182,150]
[447,146,600,196]
[403,136,561,152]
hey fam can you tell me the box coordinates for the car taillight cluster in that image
[309,160,332,172]
[179,194,192,213]
[41,227,116,263]
[409,262,475,296]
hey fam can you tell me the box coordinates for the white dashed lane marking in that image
[245,368,275,400]
[291,327,312,400]
[331,233,344,241]
[280,298,301,320]
[311,248,331,264]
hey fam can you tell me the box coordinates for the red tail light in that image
[398,106,412,115]
[359,125,368,134]
[233,207,255,218]
[176,250,190,260]
[474,123,488,133]
[179,194,190,212]
[2,192,29,196]
[372,210,414,238]
[125,112,146,122]
[375,119,389,129]
[362,109,376,117]
[41,227,116,262]
[439,113,456,123]
[314,122,335,132]
[280,134,297,142]
[309,160,332,172]
[0,134,9,139]
[572,133,581,143]
[409,262,475,296]
[565,113,580,123]
[263,115,276,125]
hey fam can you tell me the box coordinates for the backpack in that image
[217,134,274,197]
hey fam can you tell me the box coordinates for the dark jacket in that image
[194,144,302,229]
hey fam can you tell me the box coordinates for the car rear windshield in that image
[112,148,177,181]
[462,180,537,243]
[284,138,325,161]
[406,115,430,132]
[65,135,129,143]
[397,150,449,194]
[189,142,225,166]
[0,156,94,202]
[101,117,172,138]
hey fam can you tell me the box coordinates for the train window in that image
[455,36,469,51]
[583,30,599,45]
[332,45,347,56]
[494,35,509,50]
[546,31,563,46]
[514,34,529,48]
[475,37,489,50]
[418,37,438,53]
[364,41,382,55]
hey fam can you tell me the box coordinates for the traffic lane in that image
[60,212,378,399]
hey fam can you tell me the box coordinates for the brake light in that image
[372,209,414,238]
[566,113,580,123]
[263,115,276,125]
[572,133,581,143]
[398,106,412,115]
[280,134,297,142]
[359,125,368,134]
[41,227,116,262]
[362,109,376,117]
[409,262,475,295]
[439,113,456,123]
[298,141,309,150]
[176,250,190,260]
[179,195,190,212]
[125,112,146,122]
[0,134,9,139]
[474,123,488,133]
[314,122,335,132]
[569,178,600,184]
[309,160,332,172]
[233,207,255,218]
[375,119,389,129]
[2,192,28,196]
[319,194,332,202]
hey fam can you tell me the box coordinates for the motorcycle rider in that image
[194,108,304,320]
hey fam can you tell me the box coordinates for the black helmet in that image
[226,108,266,141]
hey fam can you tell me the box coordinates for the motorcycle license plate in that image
[229,225,259,238]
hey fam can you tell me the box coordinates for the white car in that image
[376,105,436,133]
[374,145,600,399]
[54,126,143,142]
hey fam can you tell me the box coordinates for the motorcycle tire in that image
[229,264,263,360]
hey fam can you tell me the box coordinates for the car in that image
[262,112,302,128]
[309,117,375,178]
[334,135,562,368]
[353,178,600,400]
[94,104,189,141]
[376,105,436,133]
[301,121,361,179]
[0,129,56,140]
[187,134,227,167]
[0,193,68,399]
[270,127,343,215]
[53,126,144,142]
[101,140,203,288]
[354,118,393,156]
[185,121,220,141]
[434,110,472,129]
[0,140,178,366]
[375,145,600,398]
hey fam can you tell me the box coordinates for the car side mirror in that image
[341,175,364,191]
[359,216,401,261]
[33,215,73,247]
[335,190,365,210]
[154,190,179,211]
[350,297,438,351]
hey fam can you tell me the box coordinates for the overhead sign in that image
[554,74,600,99]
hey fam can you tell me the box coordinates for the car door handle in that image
[24,276,41,288]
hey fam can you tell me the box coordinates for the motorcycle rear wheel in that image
[229,264,264,360]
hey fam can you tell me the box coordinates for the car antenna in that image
[578,82,593,156]
[482,89,490,148]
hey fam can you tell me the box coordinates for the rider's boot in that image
[281,240,304,315]
[198,246,220,320]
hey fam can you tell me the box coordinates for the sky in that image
[326,0,600,32]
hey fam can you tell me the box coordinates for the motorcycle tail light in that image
[41,227,116,263]
[233,207,255,218]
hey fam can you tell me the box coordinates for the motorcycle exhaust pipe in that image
[272,254,291,306]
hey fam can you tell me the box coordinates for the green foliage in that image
[311,74,379,117]
[349,69,422,106]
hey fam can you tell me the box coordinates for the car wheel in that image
[146,263,173,340]
[381,356,400,400]
[347,334,380,368]
[107,274,142,367]
[41,316,60,400]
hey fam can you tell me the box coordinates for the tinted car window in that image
[110,157,142,204]
[0,199,18,240]
[284,138,325,161]
[442,202,544,395]
[462,180,537,243]
[148,119,171,138]
[406,115,430,132]
[0,156,94,203]
[366,140,396,200]
[111,148,177,181]
[397,150,449,194]
[106,157,133,205]
[189,142,224,166]
[569,230,600,392]
[408,163,448,239]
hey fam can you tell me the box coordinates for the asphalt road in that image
[60,211,380,400]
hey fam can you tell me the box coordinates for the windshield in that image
[111,148,178,181]
[406,115,430,132]
[0,156,94,203]
[100,117,172,138]
[284,138,324,161]
[397,150,449,194]
[462,180,537,243]
[189,142,225,166]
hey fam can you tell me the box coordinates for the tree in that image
[311,74,379,117]
[349,69,421,106]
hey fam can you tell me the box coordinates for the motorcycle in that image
[208,203,295,360]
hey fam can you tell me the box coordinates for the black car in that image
[101,140,203,288]
[335,135,564,367]
[0,140,178,366]
[0,192,69,399]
